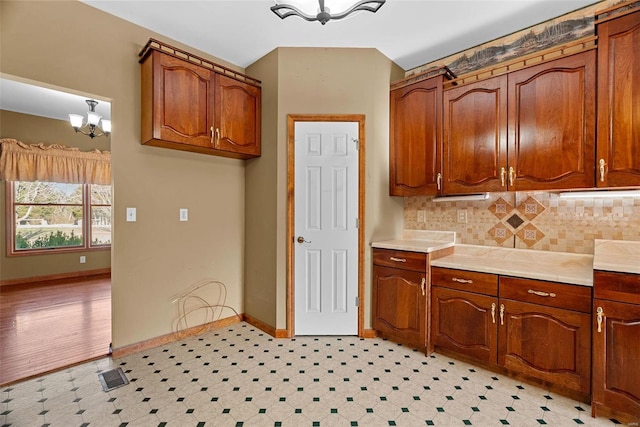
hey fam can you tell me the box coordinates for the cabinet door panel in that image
[390,78,442,196]
[508,52,596,190]
[500,300,591,395]
[592,299,640,420]
[597,10,640,187]
[432,287,497,364]
[443,76,508,193]
[373,266,426,349]
[215,74,261,157]
[153,51,214,147]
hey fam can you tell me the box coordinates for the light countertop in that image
[593,239,640,275]
[372,231,640,286]
[371,230,455,253]
[430,244,594,286]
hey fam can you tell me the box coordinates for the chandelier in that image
[68,99,111,139]
[271,0,385,25]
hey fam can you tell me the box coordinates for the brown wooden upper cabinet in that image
[443,76,508,194]
[442,51,596,194]
[389,70,451,196]
[140,40,261,160]
[595,8,640,187]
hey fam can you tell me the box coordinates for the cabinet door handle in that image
[500,167,506,187]
[389,257,406,263]
[599,159,606,182]
[596,306,604,333]
[491,302,496,324]
[215,127,220,143]
[500,303,505,325]
[436,172,442,191]
[421,277,426,296]
[210,126,215,145]
[509,166,516,187]
[528,289,556,298]
[452,278,473,284]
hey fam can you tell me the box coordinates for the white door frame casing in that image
[286,114,366,338]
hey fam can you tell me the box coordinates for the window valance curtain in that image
[0,138,111,185]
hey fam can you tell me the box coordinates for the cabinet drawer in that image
[373,249,426,272]
[431,267,498,296]
[499,276,591,313]
[594,270,640,305]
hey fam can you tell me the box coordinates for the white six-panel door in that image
[294,121,359,335]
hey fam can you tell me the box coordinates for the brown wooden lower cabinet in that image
[373,265,426,350]
[592,299,640,423]
[432,287,497,364]
[592,269,640,423]
[430,267,592,402]
[499,299,591,397]
[372,248,429,350]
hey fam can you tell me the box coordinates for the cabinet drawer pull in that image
[528,289,556,298]
[599,159,606,182]
[452,278,473,284]
[491,302,496,324]
[421,277,426,296]
[389,257,406,263]
[500,303,505,325]
[596,306,604,333]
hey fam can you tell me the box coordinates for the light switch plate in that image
[126,207,136,222]
[180,208,188,222]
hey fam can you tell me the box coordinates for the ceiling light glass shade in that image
[87,111,102,126]
[68,99,110,139]
[271,0,385,25]
[68,114,84,129]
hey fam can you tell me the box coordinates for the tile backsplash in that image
[404,192,640,254]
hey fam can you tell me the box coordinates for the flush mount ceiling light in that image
[69,99,111,139]
[271,0,385,25]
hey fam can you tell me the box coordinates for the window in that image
[7,181,111,255]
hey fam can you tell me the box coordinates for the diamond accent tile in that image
[517,195,546,220]
[506,213,525,229]
[489,197,515,219]
[487,224,514,244]
[515,223,546,247]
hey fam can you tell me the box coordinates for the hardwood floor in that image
[0,277,111,386]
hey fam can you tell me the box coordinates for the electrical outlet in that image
[417,210,426,222]
[180,208,188,221]
[80,256,86,264]
[457,209,467,223]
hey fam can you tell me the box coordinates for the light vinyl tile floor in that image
[0,323,625,426]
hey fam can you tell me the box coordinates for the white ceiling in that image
[1,0,597,121]
[0,78,111,122]
[83,0,598,70]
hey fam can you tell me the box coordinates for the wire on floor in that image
[170,279,241,339]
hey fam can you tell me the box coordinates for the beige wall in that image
[246,48,405,331]
[0,110,111,281]
[1,1,246,348]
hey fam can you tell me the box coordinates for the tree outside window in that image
[9,181,111,254]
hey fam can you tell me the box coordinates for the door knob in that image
[297,236,311,244]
